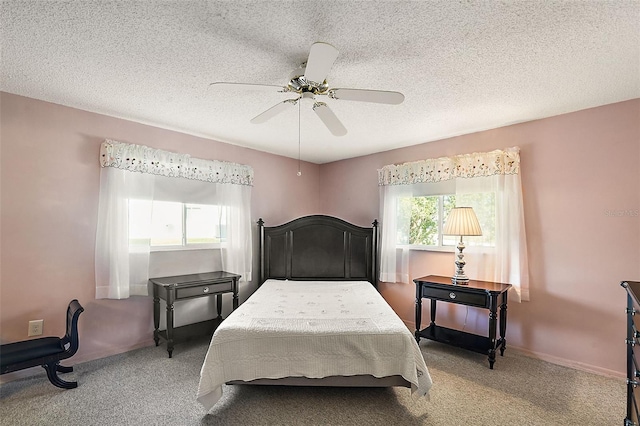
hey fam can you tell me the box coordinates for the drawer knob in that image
[203,287,210,293]
[449,292,456,300]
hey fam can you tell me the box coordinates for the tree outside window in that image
[397,193,495,248]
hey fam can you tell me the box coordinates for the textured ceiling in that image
[2,1,639,164]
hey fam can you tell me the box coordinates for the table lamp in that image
[442,207,482,284]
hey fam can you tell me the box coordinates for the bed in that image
[196,215,432,411]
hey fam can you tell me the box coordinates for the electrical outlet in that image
[28,319,43,336]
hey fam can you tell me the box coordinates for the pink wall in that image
[319,99,640,376]
[0,92,321,365]
[1,92,638,378]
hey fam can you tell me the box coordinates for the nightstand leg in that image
[216,294,222,320]
[232,278,239,310]
[488,294,498,369]
[415,294,422,343]
[499,293,508,356]
[166,291,175,358]
[153,285,160,347]
[430,299,437,326]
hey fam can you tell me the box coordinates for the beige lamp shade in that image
[443,207,482,236]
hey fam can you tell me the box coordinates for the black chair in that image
[0,299,84,389]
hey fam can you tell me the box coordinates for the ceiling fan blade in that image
[250,99,297,124]
[329,88,404,105]
[313,102,347,136]
[303,42,339,86]
[210,82,288,91]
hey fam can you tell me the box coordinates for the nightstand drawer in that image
[421,286,488,308]
[175,281,233,299]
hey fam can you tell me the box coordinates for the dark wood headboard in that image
[258,215,378,287]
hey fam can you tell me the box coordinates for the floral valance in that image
[100,139,253,186]
[378,147,520,186]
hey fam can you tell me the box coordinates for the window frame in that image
[129,200,226,252]
[396,193,496,252]
[396,194,457,252]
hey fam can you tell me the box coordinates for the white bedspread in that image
[197,280,433,410]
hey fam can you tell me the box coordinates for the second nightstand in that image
[414,275,511,369]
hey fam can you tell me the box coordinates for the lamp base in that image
[451,275,470,285]
[452,237,470,285]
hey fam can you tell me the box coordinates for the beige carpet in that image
[0,336,625,425]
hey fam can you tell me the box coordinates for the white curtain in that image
[379,184,411,283]
[95,167,155,299]
[95,140,253,300]
[378,147,529,301]
[219,182,253,283]
[455,173,530,302]
[379,180,455,283]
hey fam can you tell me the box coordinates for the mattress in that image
[196,279,432,410]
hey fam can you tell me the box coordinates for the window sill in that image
[398,245,456,253]
[150,244,223,252]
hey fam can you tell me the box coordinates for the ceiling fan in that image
[210,42,405,136]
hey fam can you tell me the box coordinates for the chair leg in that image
[43,362,77,389]
[56,365,73,373]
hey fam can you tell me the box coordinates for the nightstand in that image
[150,271,240,358]
[414,275,511,369]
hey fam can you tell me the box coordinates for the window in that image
[378,147,528,300]
[128,200,226,250]
[397,193,496,249]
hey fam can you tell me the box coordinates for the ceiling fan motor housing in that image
[288,65,329,94]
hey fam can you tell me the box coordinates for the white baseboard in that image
[508,345,625,379]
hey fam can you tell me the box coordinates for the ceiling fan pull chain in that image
[297,100,302,177]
